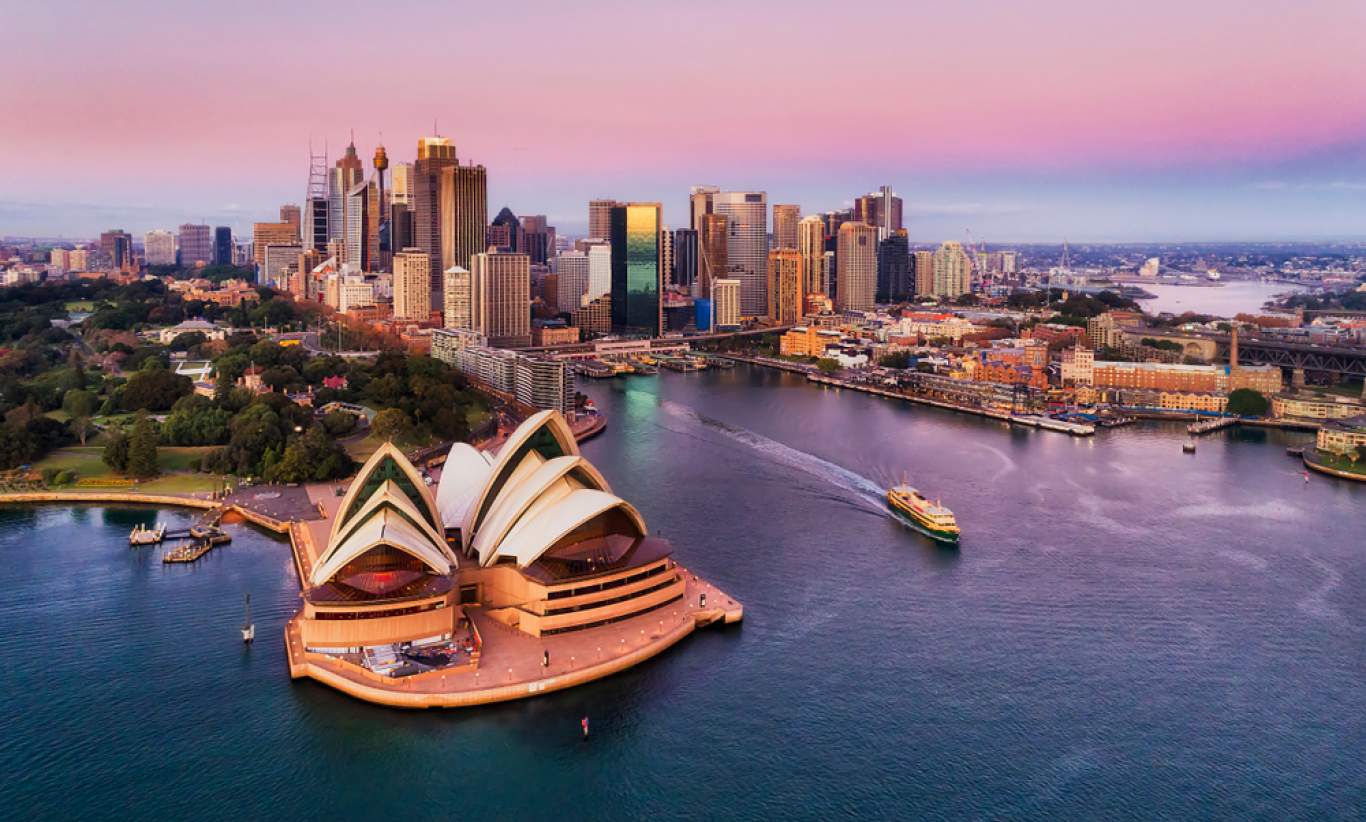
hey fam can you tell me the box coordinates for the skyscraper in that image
[798,216,826,296]
[413,135,458,282]
[472,252,531,348]
[836,221,877,311]
[253,222,298,266]
[853,185,903,239]
[213,227,233,265]
[439,162,487,276]
[689,185,719,232]
[587,243,611,300]
[697,212,728,299]
[328,139,364,247]
[393,249,432,321]
[177,224,212,267]
[932,241,971,298]
[673,228,698,289]
[263,243,302,289]
[553,251,590,314]
[279,204,302,236]
[345,180,379,270]
[772,204,800,250]
[658,227,674,288]
[443,266,473,330]
[877,230,911,303]
[518,215,553,265]
[144,230,177,266]
[767,248,804,325]
[712,191,768,316]
[609,202,663,336]
[588,199,617,241]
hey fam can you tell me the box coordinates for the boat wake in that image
[656,398,886,510]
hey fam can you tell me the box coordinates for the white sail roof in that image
[471,455,612,566]
[435,443,494,529]
[460,410,579,551]
[489,488,646,568]
[311,505,453,587]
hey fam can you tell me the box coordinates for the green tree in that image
[126,416,160,478]
[879,351,912,369]
[62,389,98,419]
[267,425,355,483]
[121,368,192,411]
[371,407,413,443]
[815,358,840,373]
[1226,388,1269,417]
[102,430,130,472]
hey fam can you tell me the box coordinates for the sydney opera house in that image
[285,410,741,707]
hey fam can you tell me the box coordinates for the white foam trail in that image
[658,398,885,502]
[972,441,1017,482]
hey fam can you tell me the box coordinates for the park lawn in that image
[467,406,492,429]
[1316,381,1365,398]
[33,446,219,484]
[344,433,386,461]
[1314,450,1366,476]
[64,300,97,312]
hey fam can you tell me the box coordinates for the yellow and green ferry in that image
[887,483,960,545]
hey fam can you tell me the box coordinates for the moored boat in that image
[886,483,960,545]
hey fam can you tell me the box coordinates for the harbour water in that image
[1137,279,1303,317]
[2,365,1364,820]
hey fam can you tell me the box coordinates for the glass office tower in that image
[609,203,662,336]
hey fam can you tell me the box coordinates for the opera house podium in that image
[285,410,742,707]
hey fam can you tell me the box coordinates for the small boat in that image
[241,593,255,643]
[887,482,960,545]
[1183,440,1197,453]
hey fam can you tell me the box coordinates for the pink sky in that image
[3,0,1365,240]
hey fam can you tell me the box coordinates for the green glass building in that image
[609,203,662,336]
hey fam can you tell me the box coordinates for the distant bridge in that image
[1124,328,1366,378]
[514,326,792,357]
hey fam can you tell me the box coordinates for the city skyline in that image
[4,0,1366,241]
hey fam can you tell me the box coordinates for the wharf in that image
[1189,417,1238,435]
[805,373,1015,422]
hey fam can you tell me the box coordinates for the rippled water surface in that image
[2,365,1363,820]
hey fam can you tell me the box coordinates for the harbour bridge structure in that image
[1209,334,1366,380]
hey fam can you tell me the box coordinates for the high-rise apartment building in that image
[609,203,663,336]
[772,204,800,250]
[177,224,212,267]
[144,230,177,266]
[472,252,531,347]
[673,228,698,289]
[712,191,768,316]
[553,251,590,314]
[713,278,741,329]
[913,250,934,296]
[253,222,298,267]
[1001,250,1020,275]
[836,221,878,311]
[443,266,473,330]
[932,240,971,298]
[588,199,617,241]
[697,212,728,299]
[213,227,232,265]
[393,249,432,320]
[877,230,911,303]
[798,216,827,296]
[767,248,805,325]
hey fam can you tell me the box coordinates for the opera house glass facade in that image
[609,202,662,336]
